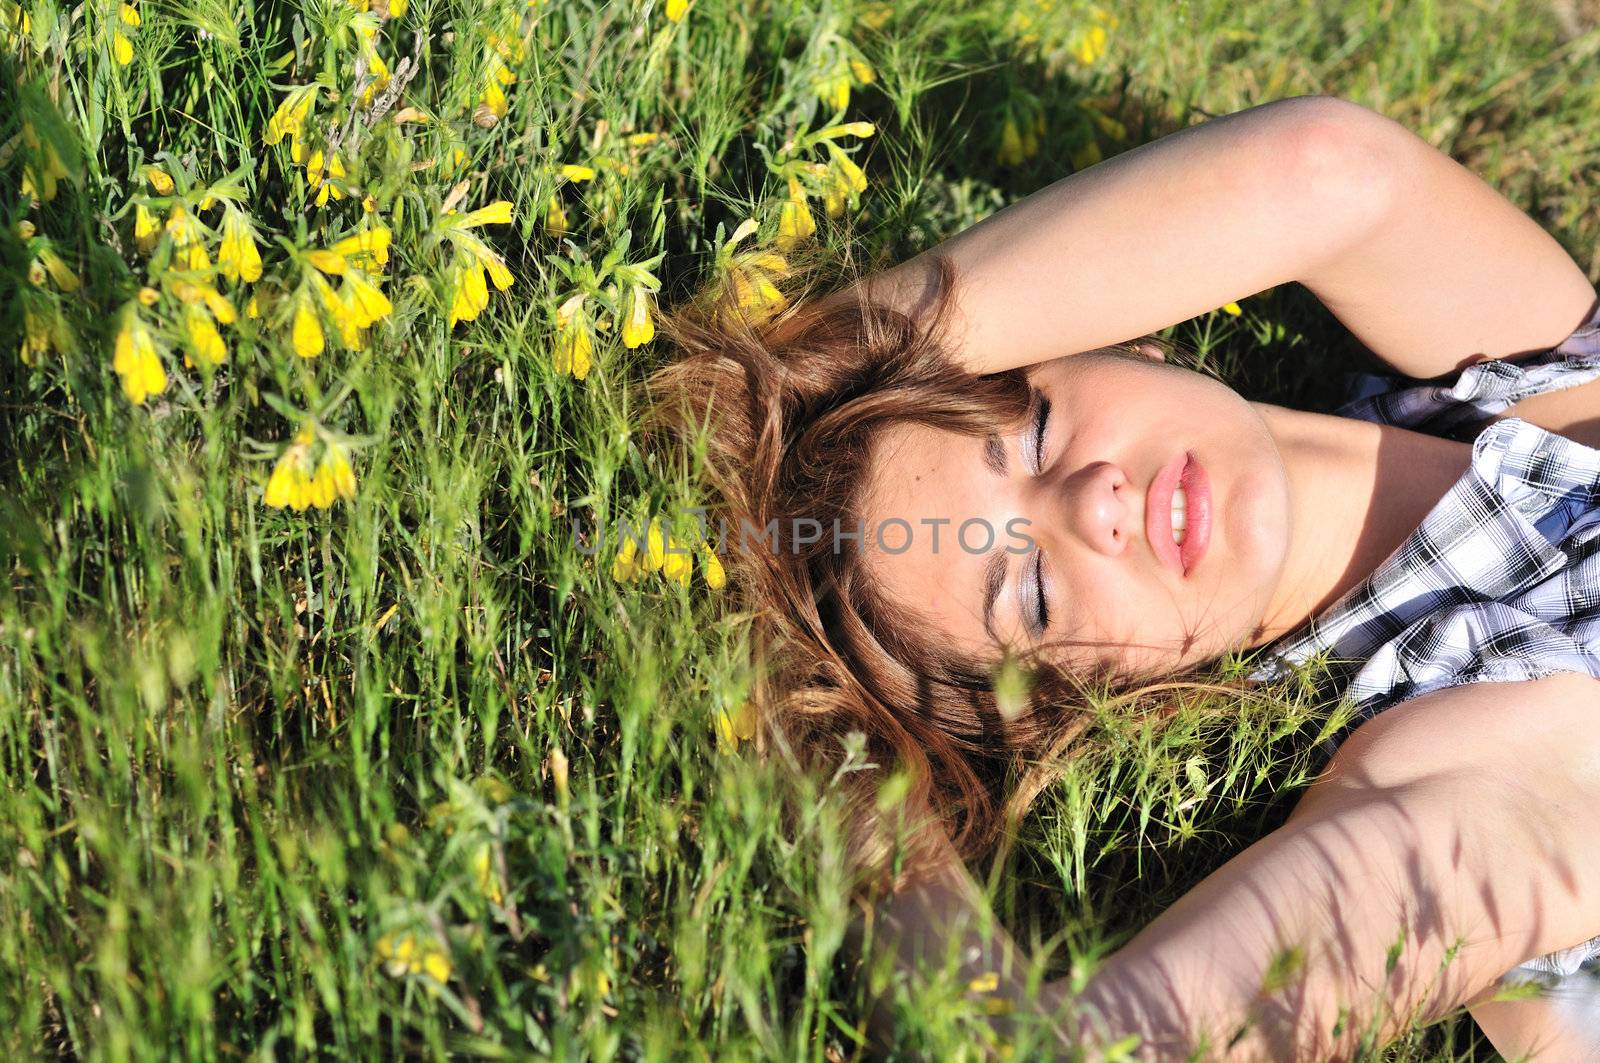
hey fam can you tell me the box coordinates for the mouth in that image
[1145,451,1212,576]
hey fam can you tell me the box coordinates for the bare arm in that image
[846,94,1597,380]
[1077,670,1600,1060]
[855,671,1600,1059]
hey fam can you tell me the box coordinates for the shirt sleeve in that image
[1333,297,1600,441]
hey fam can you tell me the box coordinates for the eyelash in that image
[1034,549,1049,633]
[1032,395,1051,632]
[1032,396,1051,474]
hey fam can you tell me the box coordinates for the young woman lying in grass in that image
[649,94,1600,1059]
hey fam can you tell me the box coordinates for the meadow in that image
[2,0,1598,1057]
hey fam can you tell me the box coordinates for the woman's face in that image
[855,350,1293,680]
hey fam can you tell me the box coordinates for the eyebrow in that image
[983,434,1006,475]
[980,548,1006,642]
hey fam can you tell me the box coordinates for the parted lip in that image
[1177,454,1212,574]
[1145,451,1189,576]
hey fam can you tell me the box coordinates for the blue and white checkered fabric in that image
[1250,297,1600,997]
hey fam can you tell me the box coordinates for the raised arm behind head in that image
[836,94,1596,380]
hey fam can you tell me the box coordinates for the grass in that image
[1,0,1598,1057]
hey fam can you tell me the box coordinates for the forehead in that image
[857,421,1018,659]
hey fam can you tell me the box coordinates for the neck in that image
[1247,403,1474,647]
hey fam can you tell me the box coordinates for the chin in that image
[1217,458,1290,578]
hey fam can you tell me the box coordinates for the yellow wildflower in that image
[375,931,451,983]
[620,283,654,348]
[714,220,789,326]
[304,150,347,207]
[119,3,141,26]
[264,85,317,149]
[34,247,80,292]
[113,31,133,65]
[1220,301,1242,316]
[459,199,513,228]
[341,270,393,327]
[20,123,68,202]
[776,177,815,249]
[19,307,57,366]
[472,844,504,904]
[447,259,489,327]
[553,295,592,380]
[134,204,160,252]
[701,544,726,589]
[662,534,692,585]
[291,297,324,358]
[112,308,167,405]
[137,286,160,306]
[182,304,227,367]
[611,530,641,581]
[144,165,173,194]
[997,117,1025,166]
[1071,24,1109,66]
[329,226,392,269]
[859,3,892,30]
[218,208,263,283]
[264,428,322,509]
[713,701,756,751]
[422,950,451,984]
[164,203,197,245]
[822,142,869,218]
[545,195,568,238]
[665,0,688,20]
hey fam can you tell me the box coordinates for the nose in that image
[1035,461,1131,557]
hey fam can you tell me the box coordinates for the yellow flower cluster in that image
[553,297,599,382]
[111,2,140,65]
[997,103,1046,167]
[611,519,726,590]
[438,200,516,327]
[17,222,80,365]
[1005,0,1117,70]
[291,226,394,357]
[217,207,263,282]
[1069,6,1116,65]
[264,425,359,510]
[164,203,211,270]
[113,305,167,405]
[18,122,69,203]
[777,176,815,250]
[813,45,875,113]
[711,218,789,327]
[169,278,236,368]
[773,121,874,249]
[375,931,452,983]
[304,150,348,208]
[263,85,319,162]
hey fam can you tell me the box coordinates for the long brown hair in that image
[646,249,1243,897]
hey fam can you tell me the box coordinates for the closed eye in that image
[1032,393,1051,475]
[1034,549,1049,634]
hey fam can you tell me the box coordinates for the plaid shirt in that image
[1250,297,1600,987]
